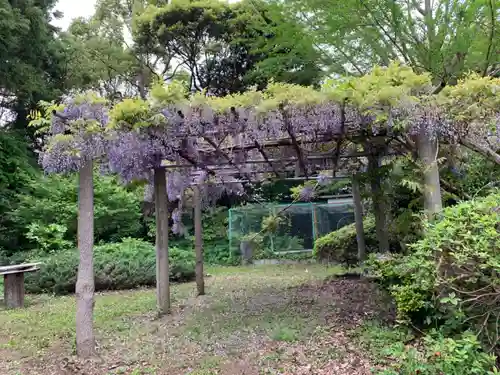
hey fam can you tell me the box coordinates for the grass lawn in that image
[0,264,394,375]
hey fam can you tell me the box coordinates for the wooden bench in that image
[0,263,40,308]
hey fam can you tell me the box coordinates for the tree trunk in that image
[417,131,442,215]
[76,159,95,358]
[368,153,390,252]
[193,185,205,296]
[154,167,170,315]
[352,175,366,262]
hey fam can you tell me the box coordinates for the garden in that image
[1,0,499,374]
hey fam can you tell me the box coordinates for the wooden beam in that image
[162,152,393,169]
[190,175,349,185]
[253,139,281,178]
[203,135,249,179]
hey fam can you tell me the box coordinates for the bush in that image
[9,173,143,256]
[367,191,500,351]
[26,223,72,254]
[378,331,498,375]
[313,218,378,264]
[25,238,195,295]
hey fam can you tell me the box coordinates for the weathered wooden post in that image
[154,166,170,315]
[240,241,253,265]
[352,175,366,262]
[0,263,40,308]
[4,273,24,308]
[193,185,205,296]
[367,149,390,253]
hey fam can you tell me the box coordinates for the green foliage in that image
[440,74,500,124]
[0,0,69,128]
[63,14,140,101]
[25,238,195,295]
[280,0,498,81]
[9,173,143,256]
[108,98,157,130]
[446,151,500,197]
[314,218,378,264]
[367,192,500,350]
[0,130,38,251]
[241,232,265,248]
[145,207,234,265]
[200,208,237,265]
[26,223,72,255]
[134,0,323,95]
[261,214,286,234]
[378,332,498,375]
[340,62,431,124]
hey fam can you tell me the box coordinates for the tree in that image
[133,0,323,94]
[32,64,497,355]
[10,172,143,252]
[62,18,139,100]
[197,0,324,94]
[0,130,38,252]
[0,0,71,136]
[280,0,499,82]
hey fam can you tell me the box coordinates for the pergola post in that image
[193,185,205,296]
[154,166,170,314]
[3,273,24,308]
[367,151,390,253]
[351,174,366,262]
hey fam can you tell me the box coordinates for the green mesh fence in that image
[228,198,355,258]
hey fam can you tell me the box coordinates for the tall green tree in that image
[62,0,182,99]
[0,130,37,252]
[134,0,323,94]
[0,0,70,133]
[62,17,140,100]
[280,0,499,83]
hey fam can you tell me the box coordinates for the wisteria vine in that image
[36,64,500,234]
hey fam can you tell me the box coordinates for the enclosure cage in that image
[228,198,355,258]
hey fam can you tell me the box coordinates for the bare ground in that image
[0,265,394,375]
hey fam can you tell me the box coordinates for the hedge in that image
[25,238,195,295]
[313,218,379,264]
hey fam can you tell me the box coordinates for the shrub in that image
[367,191,500,351]
[25,238,195,295]
[26,223,72,255]
[366,252,437,325]
[313,217,378,264]
[378,332,498,375]
[10,173,143,255]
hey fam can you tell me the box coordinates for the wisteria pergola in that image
[40,64,499,357]
[118,89,410,312]
[155,119,397,295]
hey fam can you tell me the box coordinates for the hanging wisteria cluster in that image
[38,63,500,233]
[40,94,109,173]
